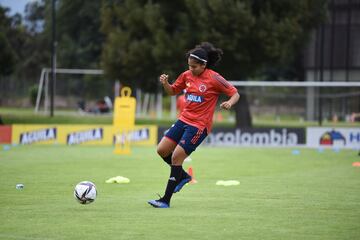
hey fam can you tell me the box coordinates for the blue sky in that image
[0,0,39,15]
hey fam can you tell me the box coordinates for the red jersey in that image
[171,69,238,133]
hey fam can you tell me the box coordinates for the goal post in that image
[35,68,165,118]
[35,68,104,113]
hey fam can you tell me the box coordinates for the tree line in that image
[0,0,328,127]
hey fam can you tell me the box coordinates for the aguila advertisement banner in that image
[12,124,157,146]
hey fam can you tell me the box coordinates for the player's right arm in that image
[159,74,175,95]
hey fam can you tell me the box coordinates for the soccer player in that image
[148,42,240,208]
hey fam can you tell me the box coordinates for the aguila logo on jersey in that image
[67,128,103,145]
[186,93,203,103]
[199,84,207,92]
[20,128,57,144]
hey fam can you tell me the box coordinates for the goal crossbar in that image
[42,68,104,75]
[229,81,360,87]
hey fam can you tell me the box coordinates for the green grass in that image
[1,107,359,128]
[1,145,359,240]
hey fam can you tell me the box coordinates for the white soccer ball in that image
[74,181,97,204]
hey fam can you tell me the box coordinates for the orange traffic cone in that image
[216,112,223,122]
[352,162,360,167]
[188,166,197,183]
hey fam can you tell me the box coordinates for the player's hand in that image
[159,74,169,85]
[220,101,232,110]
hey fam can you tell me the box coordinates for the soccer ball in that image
[74,181,97,204]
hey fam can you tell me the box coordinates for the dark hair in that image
[186,42,223,69]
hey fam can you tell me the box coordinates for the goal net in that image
[34,68,360,124]
[35,68,164,118]
[34,68,113,114]
[229,81,360,123]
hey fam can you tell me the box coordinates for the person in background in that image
[176,91,186,117]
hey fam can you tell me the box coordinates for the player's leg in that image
[148,123,207,208]
[157,121,188,176]
[157,121,183,164]
[173,126,207,193]
[157,145,189,205]
[157,137,177,163]
[152,126,207,206]
[157,139,189,178]
[147,145,187,208]
[148,121,184,208]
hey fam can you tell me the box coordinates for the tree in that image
[0,6,45,103]
[0,31,16,77]
[183,0,328,127]
[0,7,18,77]
[0,3,49,80]
[56,0,104,68]
[101,0,327,127]
[19,0,49,81]
[101,0,191,92]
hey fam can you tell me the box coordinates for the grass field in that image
[2,107,360,128]
[1,145,360,240]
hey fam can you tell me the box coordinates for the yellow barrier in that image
[113,87,136,154]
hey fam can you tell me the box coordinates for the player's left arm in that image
[220,92,240,110]
[212,73,240,110]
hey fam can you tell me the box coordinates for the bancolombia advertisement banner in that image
[12,124,157,146]
[307,127,360,149]
[158,127,305,147]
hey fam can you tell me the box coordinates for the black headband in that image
[189,48,208,63]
